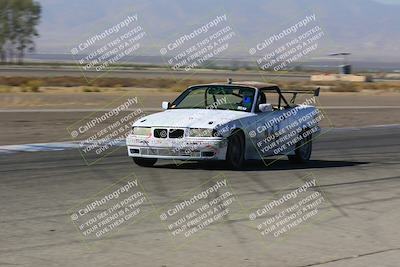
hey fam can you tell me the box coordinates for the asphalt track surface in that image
[1,125,400,267]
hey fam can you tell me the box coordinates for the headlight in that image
[189,128,216,137]
[131,127,151,136]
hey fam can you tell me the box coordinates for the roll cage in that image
[171,83,320,114]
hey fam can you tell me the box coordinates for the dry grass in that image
[20,80,43,92]
[82,87,101,93]
[0,86,13,93]
[0,76,399,93]
[0,76,208,90]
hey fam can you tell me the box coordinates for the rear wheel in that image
[133,157,157,167]
[288,131,312,163]
[226,129,245,169]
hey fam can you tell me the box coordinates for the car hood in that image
[133,109,254,128]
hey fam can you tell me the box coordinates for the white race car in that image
[126,80,321,169]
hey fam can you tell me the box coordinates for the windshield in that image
[171,86,255,112]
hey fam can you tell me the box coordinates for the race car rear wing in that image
[280,87,320,104]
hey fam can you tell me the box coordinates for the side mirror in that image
[259,103,273,113]
[161,101,170,110]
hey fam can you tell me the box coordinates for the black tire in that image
[133,157,157,167]
[226,129,245,169]
[288,130,312,163]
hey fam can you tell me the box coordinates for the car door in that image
[253,91,294,157]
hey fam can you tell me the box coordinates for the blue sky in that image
[31,0,400,61]
[374,0,400,3]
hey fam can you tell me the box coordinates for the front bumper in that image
[126,135,227,160]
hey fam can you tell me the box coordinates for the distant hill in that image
[35,0,400,61]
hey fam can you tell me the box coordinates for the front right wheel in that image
[288,131,312,163]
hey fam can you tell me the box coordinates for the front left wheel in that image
[133,157,157,167]
[226,129,245,169]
